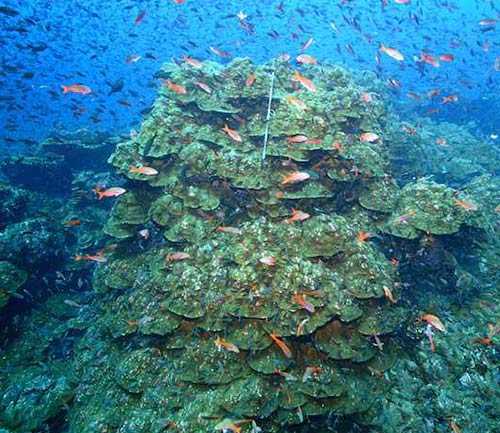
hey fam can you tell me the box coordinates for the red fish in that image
[439,54,454,62]
[281,171,310,185]
[194,81,212,94]
[75,254,107,263]
[420,313,445,332]
[360,132,380,143]
[92,187,126,200]
[441,95,458,103]
[420,53,440,67]
[182,56,203,68]
[380,44,404,61]
[161,79,187,94]
[222,124,242,142]
[296,54,317,64]
[129,165,158,175]
[214,336,240,353]
[292,294,315,313]
[285,209,310,224]
[285,95,307,110]
[270,332,293,358]
[166,252,190,262]
[245,74,256,86]
[454,200,477,211]
[62,85,92,95]
[291,71,316,92]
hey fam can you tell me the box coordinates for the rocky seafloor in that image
[0,58,498,433]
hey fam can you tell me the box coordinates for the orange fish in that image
[357,231,371,243]
[287,135,308,143]
[270,332,293,358]
[181,56,203,68]
[285,209,310,224]
[383,285,397,304]
[194,81,212,94]
[285,95,307,110]
[454,200,477,211]
[64,219,82,227]
[332,141,344,154]
[214,336,240,353]
[360,132,380,143]
[62,84,92,94]
[361,92,372,103]
[166,252,191,261]
[92,187,126,200]
[291,71,316,92]
[380,44,404,61]
[214,419,246,433]
[96,244,118,256]
[436,137,448,147]
[296,54,317,64]
[245,74,256,86]
[129,165,158,175]
[75,254,107,263]
[420,313,445,332]
[222,124,242,142]
[292,294,315,313]
[471,337,493,345]
[420,53,440,67]
[439,54,454,62]
[215,226,242,235]
[162,79,187,94]
[259,256,276,266]
[281,171,310,185]
[441,95,458,103]
[450,419,462,433]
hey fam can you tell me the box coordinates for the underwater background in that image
[0,0,499,432]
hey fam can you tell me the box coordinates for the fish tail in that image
[92,188,104,200]
[61,85,69,93]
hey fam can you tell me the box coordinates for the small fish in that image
[380,44,404,61]
[402,125,418,135]
[134,10,146,25]
[245,74,256,86]
[471,337,493,345]
[291,71,316,92]
[441,95,458,103]
[62,84,92,94]
[285,209,310,224]
[361,92,372,103]
[301,37,314,52]
[383,285,397,304]
[214,336,240,353]
[281,171,310,185]
[292,294,315,313]
[161,79,187,94]
[454,200,477,211]
[216,226,242,235]
[436,137,448,147]
[166,252,190,262]
[181,56,203,68]
[423,324,435,352]
[479,18,497,25]
[420,53,440,67]
[214,419,245,433]
[285,95,307,110]
[259,256,276,266]
[302,366,322,382]
[221,124,242,142]
[395,209,415,223]
[450,419,462,433]
[126,55,141,64]
[64,219,82,227]
[64,299,84,308]
[194,81,212,94]
[129,165,158,175]
[360,132,380,142]
[75,254,107,263]
[96,244,118,256]
[209,46,232,58]
[357,231,371,243]
[270,332,293,358]
[138,229,150,240]
[420,313,445,332]
[296,54,317,64]
[439,54,454,62]
[92,187,126,200]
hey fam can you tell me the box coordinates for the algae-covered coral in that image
[0,58,498,433]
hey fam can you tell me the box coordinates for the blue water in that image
[1,0,499,152]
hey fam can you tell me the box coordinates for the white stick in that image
[261,70,275,165]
